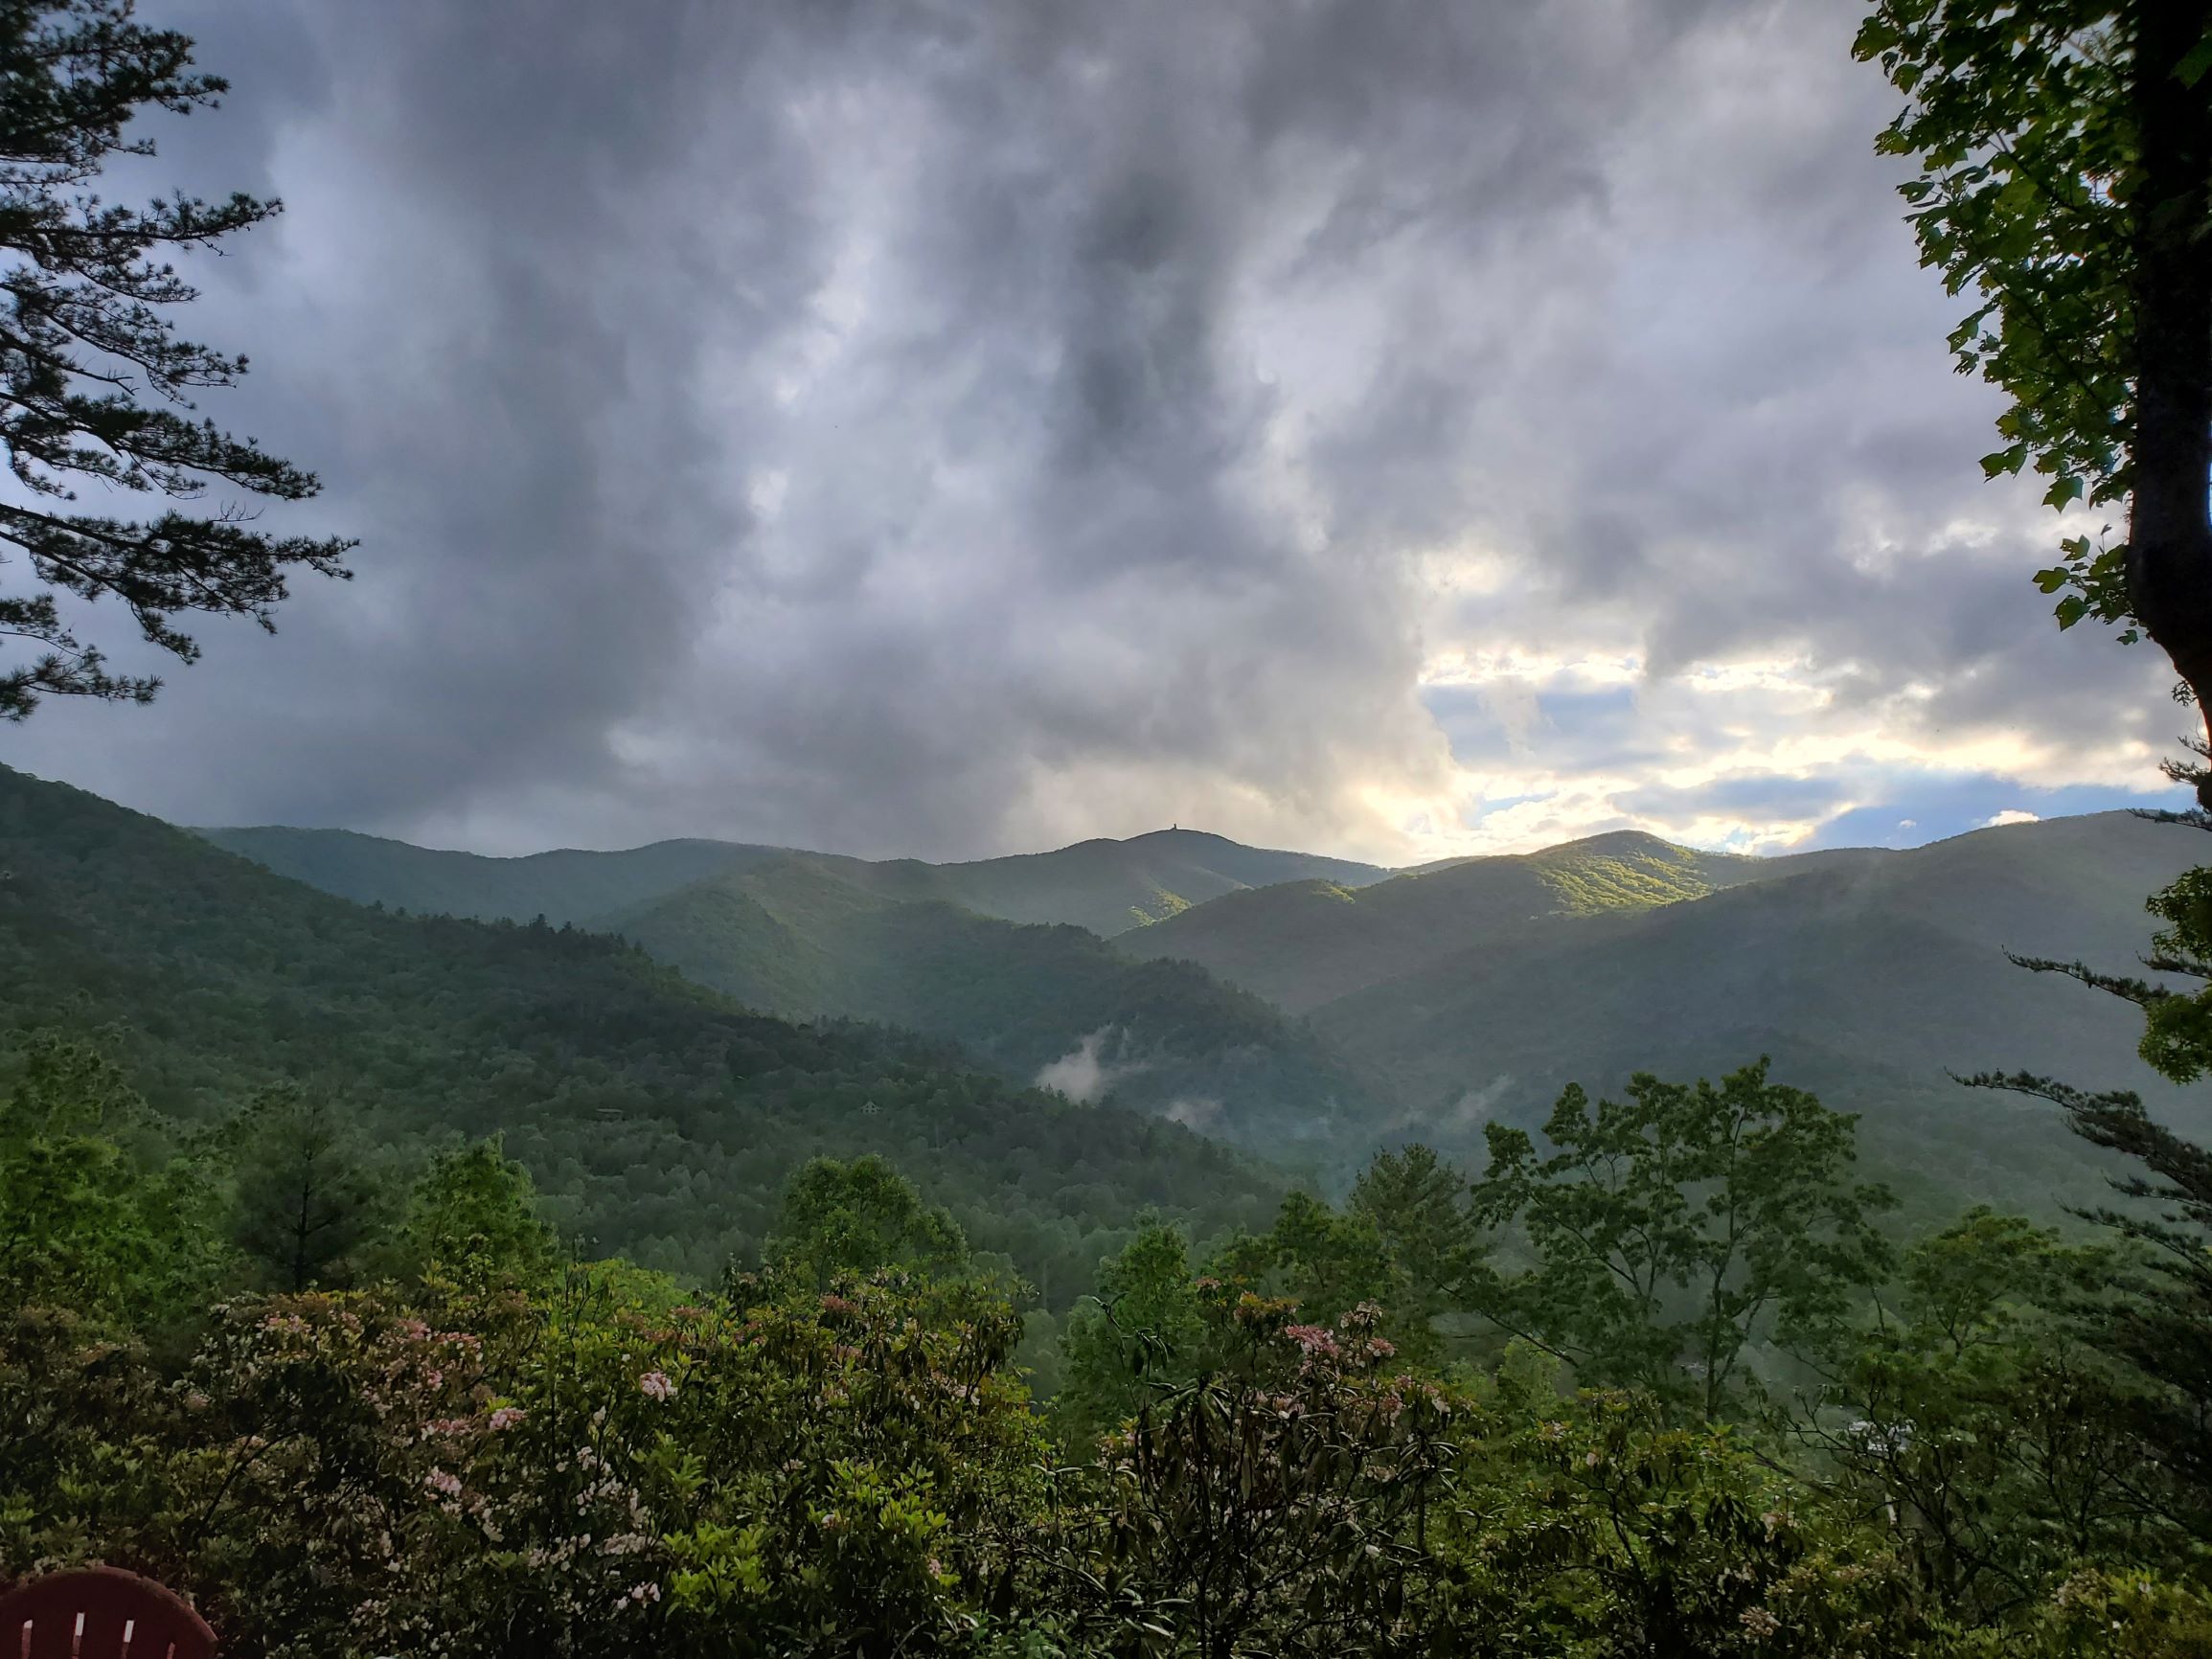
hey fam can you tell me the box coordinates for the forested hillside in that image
[604,852,1385,1142]
[196,824,789,925]
[194,804,2212,1218]
[11,0,2212,1652]
[205,820,1390,938]
[855,827,1390,934]
[1121,830,1816,1010]
[0,765,1280,1297]
[1297,812,2212,1214]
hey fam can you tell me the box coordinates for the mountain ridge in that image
[1120,826,1843,1011]
[172,801,2212,1221]
[1291,810,2212,1216]
[198,821,1393,939]
[597,850,1389,1147]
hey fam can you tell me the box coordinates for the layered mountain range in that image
[197,797,2212,1219]
[199,823,1388,937]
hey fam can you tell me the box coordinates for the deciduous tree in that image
[762,1153,969,1286]
[1856,2,2212,718]
[1470,1060,1894,1420]
[387,1134,560,1291]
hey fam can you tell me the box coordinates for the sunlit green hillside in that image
[1122,829,1813,1011]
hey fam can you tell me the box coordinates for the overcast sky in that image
[3,0,2191,864]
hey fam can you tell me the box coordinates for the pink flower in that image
[424,1467,463,1498]
[638,1370,675,1401]
[489,1406,527,1430]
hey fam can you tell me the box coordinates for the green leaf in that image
[2041,475,2084,509]
[2054,595,2088,629]
[2177,27,2212,88]
[1852,17,1902,58]
[2033,567,2071,594]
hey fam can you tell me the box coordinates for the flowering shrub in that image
[0,1268,1048,1657]
[1982,1570,2212,1659]
[0,1258,2034,1659]
[1437,1390,1921,1658]
[1047,1296,1463,1658]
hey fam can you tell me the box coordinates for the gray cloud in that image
[2,0,2181,861]
[1618,772,1857,824]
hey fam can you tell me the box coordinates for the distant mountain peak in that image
[1127,826,1235,844]
[1542,828,1692,853]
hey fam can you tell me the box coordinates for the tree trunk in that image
[2124,3,2212,789]
[291,1169,315,1293]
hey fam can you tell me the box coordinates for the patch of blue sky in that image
[1421,680,1662,770]
[1536,683,1639,721]
[1804,772,2191,851]
[1460,791,1557,827]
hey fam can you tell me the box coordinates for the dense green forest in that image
[195,825,1398,1145]
[1127,813,2212,1216]
[0,765,1280,1300]
[12,757,2212,1655]
[208,802,2212,1221]
[11,1001,2212,1655]
[602,854,1386,1141]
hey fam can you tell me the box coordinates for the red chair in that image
[0,1566,216,1659]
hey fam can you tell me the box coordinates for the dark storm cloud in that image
[2,0,2179,859]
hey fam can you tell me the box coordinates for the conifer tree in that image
[228,1089,382,1292]
[0,0,353,719]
